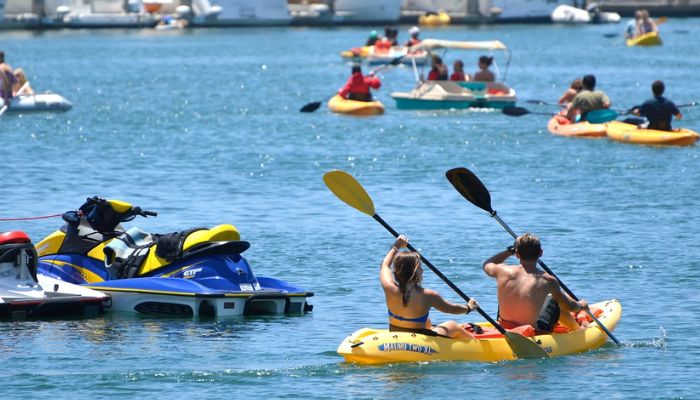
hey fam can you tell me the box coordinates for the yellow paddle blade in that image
[504,332,550,359]
[323,170,376,216]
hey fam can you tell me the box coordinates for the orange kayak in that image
[547,115,607,138]
[606,121,699,146]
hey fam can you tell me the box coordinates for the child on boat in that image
[382,235,478,338]
[558,78,583,105]
[450,60,467,81]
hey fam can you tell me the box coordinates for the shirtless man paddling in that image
[483,233,587,333]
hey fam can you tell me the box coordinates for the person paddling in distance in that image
[631,80,682,131]
[566,74,611,122]
[638,9,658,35]
[625,10,643,39]
[483,233,587,334]
[382,235,479,338]
[558,78,583,105]
[337,64,381,102]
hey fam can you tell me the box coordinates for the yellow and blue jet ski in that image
[36,197,313,317]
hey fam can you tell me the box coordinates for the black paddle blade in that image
[502,106,529,117]
[300,101,322,113]
[525,100,547,105]
[389,55,405,66]
[445,167,494,214]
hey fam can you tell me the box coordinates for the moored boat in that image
[328,95,384,116]
[606,120,699,146]
[36,197,314,317]
[418,11,450,26]
[547,114,608,138]
[1,93,72,113]
[1,231,108,321]
[338,299,621,364]
[391,39,516,110]
[626,31,662,47]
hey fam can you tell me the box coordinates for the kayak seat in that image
[183,224,240,252]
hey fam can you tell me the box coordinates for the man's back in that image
[640,96,680,131]
[571,90,610,117]
[495,265,552,327]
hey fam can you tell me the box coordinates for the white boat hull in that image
[2,93,73,113]
[551,5,620,23]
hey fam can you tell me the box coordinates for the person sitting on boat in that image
[471,55,495,82]
[365,30,379,46]
[631,80,681,131]
[337,64,381,102]
[12,68,34,96]
[625,10,643,39]
[0,51,16,107]
[383,235,478,338]
[386,27,399,46]
[483,233,587,334]
[427,55,448,81]
[404,26,421,47]
[450,60,468,81]
[558,78,583,105]
[374,29,394,55]
[566,74,611,122]
[638,9,658,35]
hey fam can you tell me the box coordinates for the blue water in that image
[1,20,699,399]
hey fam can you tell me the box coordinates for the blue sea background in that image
[1,19,699,399]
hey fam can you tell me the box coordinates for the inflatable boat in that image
[1,93,73,113]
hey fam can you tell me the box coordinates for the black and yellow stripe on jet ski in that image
[43,259,105,283]
[158,262,205,278]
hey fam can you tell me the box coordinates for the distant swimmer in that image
[566,74,611,122]
[471,55,495,82]
[631,80,681,131]
[337,64,381,102]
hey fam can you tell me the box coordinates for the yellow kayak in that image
[547,115,608,138]
[328,95,384,116]
[627,31,662,47]
[338,299,621,364]
[606,121,699,146]
[419,12,451,26]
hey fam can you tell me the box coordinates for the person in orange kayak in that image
[566,74,611,122]
[558,78,583,105]
[374,29,394,55]
[382,235,478,338]
[483,233,587,334]
[404,26,421,47]
[631,80,682,131]
[337,64,381,102]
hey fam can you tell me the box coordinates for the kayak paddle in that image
[323,169,550,359]
[445,167,622,346]
[300,55,406,113]
[525,99,565,107]
[502,106,562,117]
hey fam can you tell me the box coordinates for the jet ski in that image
[36,197,314,317]
[0,231,108,321]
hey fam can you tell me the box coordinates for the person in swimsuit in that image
[559,78,583,105]
[471,55,495,82]
[638,9,658,35]
[381,235,478,338]
[482,233,587,333]
[0,51,17,107]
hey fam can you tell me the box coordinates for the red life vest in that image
[338,72,381,98]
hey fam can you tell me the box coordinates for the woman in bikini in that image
[381,235,478,338]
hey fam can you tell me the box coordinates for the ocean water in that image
[1,20,698,399]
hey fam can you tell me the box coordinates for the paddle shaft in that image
[372,213,507,334]
[490,212,622,345]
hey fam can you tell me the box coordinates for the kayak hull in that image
[547,115,608,137]
[626,31,662,47]
[338,299,621,364]
[606,120,699,146]
[328,95,384,116]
